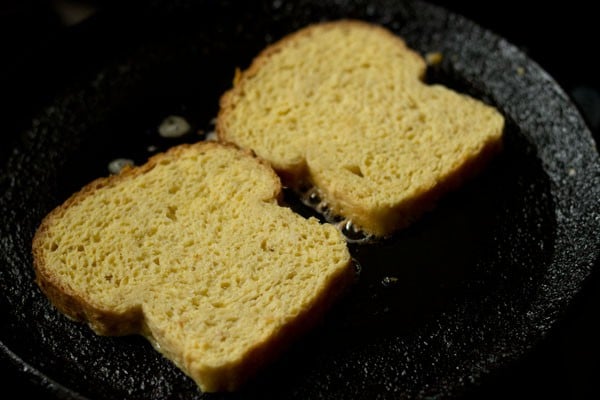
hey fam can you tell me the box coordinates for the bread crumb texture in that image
[218,20,504,236]
[32,142,352,392]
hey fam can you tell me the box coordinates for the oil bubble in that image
[108,158,134,175]
[381,276,400,288]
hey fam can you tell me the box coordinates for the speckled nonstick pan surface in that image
[1,1,599,399]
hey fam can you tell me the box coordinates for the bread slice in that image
[32,142,353,392]
[217,20,505,237]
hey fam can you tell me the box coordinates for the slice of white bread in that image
[217,20,505,237]
[32,142,353,392]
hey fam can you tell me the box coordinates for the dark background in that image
[0,1,598,399]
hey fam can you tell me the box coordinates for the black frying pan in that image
[1,1,599,399]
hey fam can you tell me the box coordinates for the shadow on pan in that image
[0,1,599,399]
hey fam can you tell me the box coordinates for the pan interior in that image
[0,1,597,399]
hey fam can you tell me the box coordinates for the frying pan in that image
[1,0,599,398]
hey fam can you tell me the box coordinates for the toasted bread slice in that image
[217,20,504,237]
[32,142,353,392]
